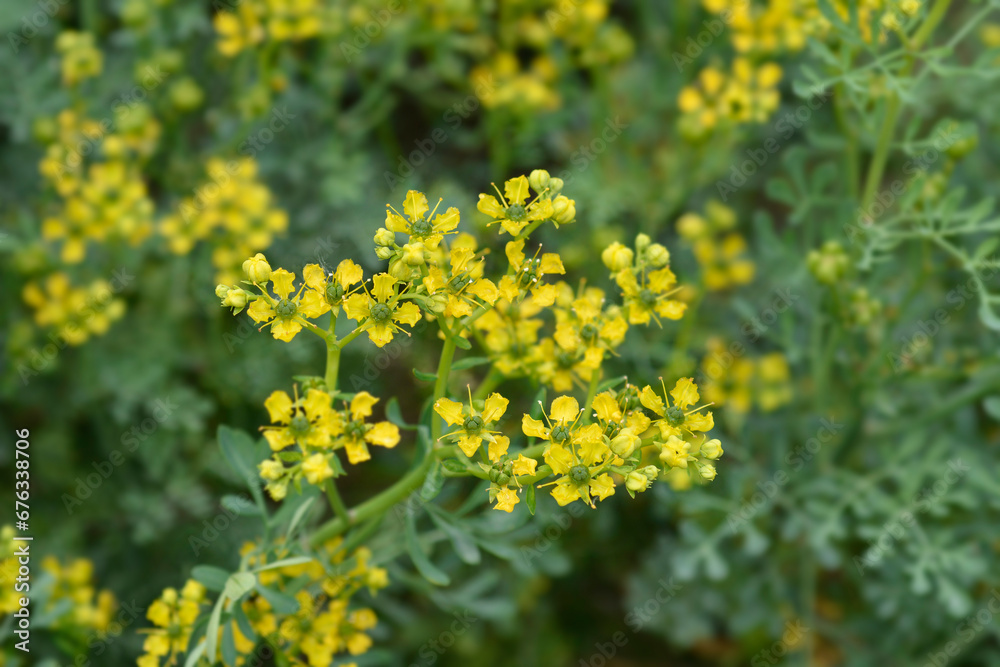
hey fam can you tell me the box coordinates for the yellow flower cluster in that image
[55,31,103,86]
[678,58,783,136]
[216,167,721,517]
[700,339,793,414]
[258,387,401,499]
[214,0,328,56]
[159,158,288,284]
[467,0,634,113]
[1,535,117,642]
[21,273,126,345]
[138,540,387,667]
[677,201,755,291]
[137,580,207,667]
[37,108,158,263]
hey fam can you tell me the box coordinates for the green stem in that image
[324,479,349,524]
[325,309,340,392]
[472,366,502,401]
[581,369,602,424]
[432,337,458,441]
[859,0,952,214]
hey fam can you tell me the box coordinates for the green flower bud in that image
[610,432,640,458]
[528,169,551,193]
[548,177,564,193]
[259,459,284,481]
[215,284,230,299]
[646,243,670,268]
[700,438,723,460]
[374,228,396,247]
[601,242,634,271]
[626,471,649,492]
[402,242,425,266]
[375,246,394,260]
[806,241,849,285]
[635,233,651,253]
[641,465,660,481]
[169,77,204,111]
[223,288,249,309]
[551,195,576,225]
[698,462,717,481]
[242,253,271,284]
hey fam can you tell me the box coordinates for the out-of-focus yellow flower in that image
[55,31,102,86]
[22,274,126,345]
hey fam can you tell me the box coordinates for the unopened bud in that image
[700,439,723,460]
[374,228,395,247]
[242,253,271,284]
[646,243,670,267]
[601,242,634,271]
[375,246,393,260]
[610,432,640,458]
[551,195,576,225]
[528,169,551,193]
[626,471,649,492]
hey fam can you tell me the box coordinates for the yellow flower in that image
[22,274,126,345]
[434,390,509,458]
[303,259,364,311]
[55,31,103,86]
[422,240,499,318]
[248,268,328,342]
[343,273,422,347]
[260,388,339,451]
[302,453,334,485]
[385,190,460,249]
[137,580,207,667]
[615,267,687,325]
[640,378,715,441]
[338,392,401,464]
[494,487,520,512]
[524,396,616,507]
[477,175,554,236]
[498,239,566,306]
[553,286,628,368]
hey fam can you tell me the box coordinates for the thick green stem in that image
[581,369,602,424]
[324,479,349,524]
[432,337,458,441]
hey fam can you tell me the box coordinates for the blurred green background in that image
[2,0,1000,665]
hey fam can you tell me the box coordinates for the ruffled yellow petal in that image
[343,293,371,321]
[477,194,505,219]
[494,487,519,512]
[483,393,509,423]
[365,422,400,448]
[488,434,509,462]
[589,474,616,502]
[670,378,700,409]
[350,392,379,420]
[512,454,538,477]
[433,398,465,426]
[248,298,275,323]
[592,392,621,423]
[403,190,429,222]
[521,415,548,439]
[264,390,294,423]
[504,175,530,206]
[302,264,326,291]
[639,386,665,415]
[505,240,526,268]
[371,273,396,303]
[270,268,295,299]
[336,259,363,288]
[393,301,421,326]
[544,443,574,475]
[549,395,580,423]
[270,317,302,342]
[539,253,565,275]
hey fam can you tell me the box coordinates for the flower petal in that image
[270,268,295,299]
[550,395,580,423]
[433,398,465,426]
[350,392,379,420]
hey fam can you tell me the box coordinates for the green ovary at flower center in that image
[639,289,658,307]
[569,465,590,485]
[326,282,344,304]
[551,425,571,443]
[370,302,393,322]
[666,406,685,427]
[411,218,433,237]
[505,203,526,222]
[289,414,310,436]
[275,298,298,318]
[463,415,484,433]
[580,323,598,341]
[347,421,367,438]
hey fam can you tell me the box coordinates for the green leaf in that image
[222,494,261,517]
[386,397,418,430]
[204,595,225,663]
[413,368,438,382]
[221,619,237,667]
[428,511,481,565]
[286,497,316,541]
[983,396,1000,421]
[405,512,450,585]
[526,484,536,516]
[223,572,257,601]
[191,565,231,592]
[183,640,207,667]
[252,556,314,573]
[255,584,300,615]
[974,237,999,263]
[231,600,256,643]
[441,458,467,474]
[218,426,267,512]
[453,336,472,350]
[420,462,445,501]
[451,356,491,371]
[596,375,626,393]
